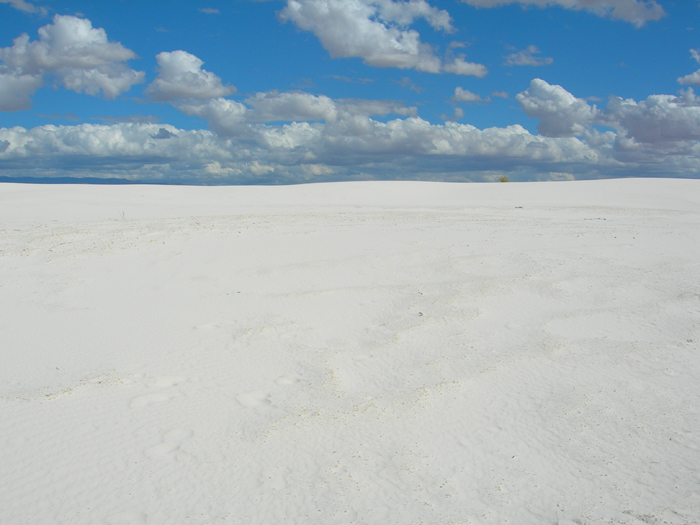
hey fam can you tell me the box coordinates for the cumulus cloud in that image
[58,64,144,99]
[518,79,700,144]
[0,15,144,108]
[602,89,700,143]
[516,78,597,137]
[174,97,249,136]
[339,98,417,118]
[515,78,700,173]
[5,65,699,182]
[0,114,608,183]
[452,87,490,104]
[443,57,488,77]
[172,91,417,138]
[242,90,417,123]
[144,51,420,129]
[0,122,301,182]
[245,91,340,123]
[0,123,228,167]
[145,51,236,101]
[0,70,42,111]
[247,160,275,175]
[328,118,594,163]
[678,49,700,86]
[372,0,453,29]
[151,128,177,139]
[1,15,139,77]
[279,0,456,73]
[0,0,45,14]
[5,102,700,182]
[503,45,553,67]
[302,163,335,176]
[459,0,666,27]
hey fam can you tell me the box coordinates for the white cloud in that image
[516,78,597,137]
[452,87,490,104]
[1,15,139,77]
[145,51,236,101]
[518,78,700,143]
[440,107,465,121]
[151,127,176,139]
[174,97,249,136]
[339,98,417,117]
[515,78,700,173]
[248,160,275,175]
[60,64,145,99]
[602,89,700,143]
[245,91,340,122]
[491,90,509,98]
[0,15,144,107]
[205,161,239,177]
[0,122,293,182]
[4,73,700,182]
[242,90,417,123]
[0,70,42,111]
[197,7,220,14]
[503,45,553,67]
[312,118,599,165]
[145,51,420,129]
[278,0,451,73]
[303,163,335,175]
[516,80,700,145]
[374,0,453,30]
[0,116,606,183]
[609,137,700,171]
[5,105,700,182]
[0,123,227,164]
[0,0,45,14]
[678,49,700,86]
[443,57,488,77]
[459,0,666,27]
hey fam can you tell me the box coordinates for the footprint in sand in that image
[130,376,186,409]
[275,375,299,386]
[130,391,176,409]
[148,376,186,388]
[236,390,272,408]
[144,428,194,459]
[237,376,299,409]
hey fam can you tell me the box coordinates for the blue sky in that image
[1,0,699,183]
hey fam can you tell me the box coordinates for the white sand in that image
[1,179,699,524]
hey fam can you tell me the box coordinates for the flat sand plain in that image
[1,179,699,524]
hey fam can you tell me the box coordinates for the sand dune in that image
[1,179,699,524]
